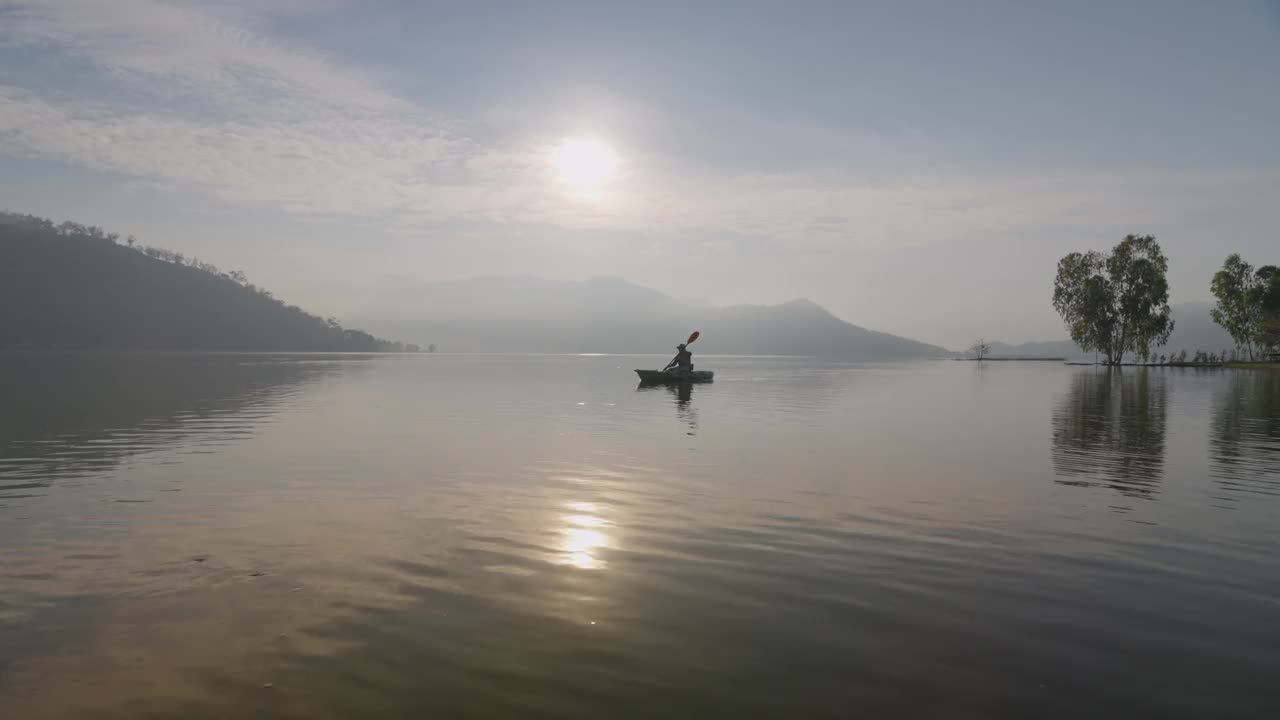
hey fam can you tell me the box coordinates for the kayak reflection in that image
[637,380,698,435]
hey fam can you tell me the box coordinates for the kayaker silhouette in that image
[664,343,694,373]
[636,331,707,383]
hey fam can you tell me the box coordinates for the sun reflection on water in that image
[559,502,611,569]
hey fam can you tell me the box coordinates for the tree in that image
[970,338,991,360]
[1052,234,1174,365]
[1256,265,1280,354]
[1210,254,1262,359]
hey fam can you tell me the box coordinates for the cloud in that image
[0,0,553,220]
[0,0,1272,252]
[2,0,395,113]
[0,84,529,216]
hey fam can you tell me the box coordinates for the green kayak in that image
[635,369,714,384]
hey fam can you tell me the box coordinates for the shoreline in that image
[953,357,1065,362]
[1063,361,1280,370]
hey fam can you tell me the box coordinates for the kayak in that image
[635,369,714,383]
[635,369,714,384]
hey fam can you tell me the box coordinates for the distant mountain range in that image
[352,275,952,359]
[985,303,1234,359]
[353,277,1237,360]
[5,209,1238,360]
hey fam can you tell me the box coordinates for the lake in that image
[2,354,1278,718]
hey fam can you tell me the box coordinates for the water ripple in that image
[3,356,1280,718]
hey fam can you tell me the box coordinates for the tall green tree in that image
[1210,253,1262,359]
[1052,234,1174,365]
[1257,265,1280,354]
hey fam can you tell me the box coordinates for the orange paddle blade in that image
[687,331,701,345]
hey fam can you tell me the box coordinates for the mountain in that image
[352,275,950,359]
[1157,303,1237,356]
[0,212,412,352]
[985,339,1082,359]
[986,303,1234,359]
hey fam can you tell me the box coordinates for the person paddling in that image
[664,343,694,373]
[635,332,709,384]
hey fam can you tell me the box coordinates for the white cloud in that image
[2,0,396,113]
[0,0,1271,252]
[0,0,556,221]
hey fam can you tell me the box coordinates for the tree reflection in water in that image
[1051,368,1169,499]
[1210,370,1280,499]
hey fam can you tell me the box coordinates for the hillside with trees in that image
[0,212,416,352]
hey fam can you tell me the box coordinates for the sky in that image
[2,0,1278,349]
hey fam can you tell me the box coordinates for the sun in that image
[552,138,619,197]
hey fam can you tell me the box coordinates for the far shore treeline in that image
[0,211,418,353]
[1048,233,1279,366]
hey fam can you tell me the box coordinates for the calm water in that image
[2,354,1278,718]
